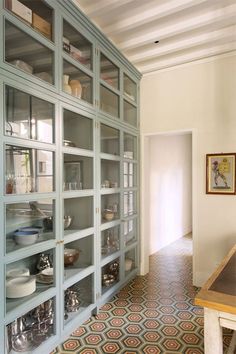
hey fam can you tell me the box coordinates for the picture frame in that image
[64,161,83,191]
[206,153,236,194]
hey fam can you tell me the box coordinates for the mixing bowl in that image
[64,248,80,266]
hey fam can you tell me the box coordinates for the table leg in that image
[204,308,223,354]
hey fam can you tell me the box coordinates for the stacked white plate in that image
[36,267,54,284]
[6,276,36,298]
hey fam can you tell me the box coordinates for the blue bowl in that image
[14,230,39,237]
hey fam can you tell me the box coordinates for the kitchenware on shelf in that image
[34,71,52,83]
[19,226,43,234]
[70,79,82,98]
[125,258,133,271]
[6,268,30,278]
[14,230,39,246]
[102,274,115,287]
[6,276,36,298]
[64,215,72,229]
[36,267,53,285]
[43,215,72,230]
[11,330,33,352]
[65,289,80,312]
[109,261,119,278]
[63,74,72,94]
[63,139,76,147]
[36,253,52,272]
[9,60,33,74]
[103,209,114,221]
[64,248,80,266]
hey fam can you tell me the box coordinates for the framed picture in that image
[206,153,236,194]
[64,161,83,191]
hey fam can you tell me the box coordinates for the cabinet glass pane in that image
[100,53,119,89]
[101,193,119,224]
[101,226,120,259]
[63,20,92,70]
[64,235,94,281]
[63,109,93,150]
[5,199,55,254]
[64,196,93,236]
[5,0,53,40]
[64,154,93,191]
[6,297,55,351]
[5,145,54,195]
[101,160,120,189]
[100,85,119,118]
[124,74,137,102]
[5,86,54,143]
[124,219,137,246]
[101,258,119,293]
[6,249,55,313]
[64,274,93,325]
[124,191,137,217]
[100,124,120,156]
[5,21,54,84]
[125,248,137,274]
[63,60,92,104]
[124,162,137,188]
[124,133,137,160]
[124,100,137,127]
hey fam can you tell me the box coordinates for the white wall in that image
[149,133,192,254]
[140,53,236,286]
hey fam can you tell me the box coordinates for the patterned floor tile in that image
[53,235,234,354]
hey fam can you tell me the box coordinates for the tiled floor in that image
[52,235,234,353]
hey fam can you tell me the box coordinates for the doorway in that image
[140,131,193,275]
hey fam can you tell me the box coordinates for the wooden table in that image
[195,244,236,354]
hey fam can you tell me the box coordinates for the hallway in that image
[53,236,233,353]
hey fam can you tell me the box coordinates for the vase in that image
[70,79,82,98]
[63,75,72,94]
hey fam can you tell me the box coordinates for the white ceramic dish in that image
[14,230,39,246]
[41,267,53,277]
[6,276,36,298]
[6,268,30,278]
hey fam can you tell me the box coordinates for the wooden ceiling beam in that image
[129,25,236,63]
[138,42,236,74]
[117,4,236,51]
[104,0,208,36]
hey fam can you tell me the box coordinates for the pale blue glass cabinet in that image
[0,0,141,352]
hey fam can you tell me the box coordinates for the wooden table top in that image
[195,244,236,315]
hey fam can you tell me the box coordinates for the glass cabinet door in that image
[63,60,93,104]
[100,53,119,89]
[5,0,53,41]
[5,21,54,84]
[124,74,137,102]
[63,20,92,70]
[5,86,54,143]
[124,100,137,127]
[5,199,55,253]
[100,53,120,117]
[63,109,93,150]
[100,124,120,156]
[124,133,137,160]
[124,161,137,188]
[100,85,119,118]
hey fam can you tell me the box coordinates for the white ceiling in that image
[73,0,236,75]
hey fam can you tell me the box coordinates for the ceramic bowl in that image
[14,230,39,246]
[103,210,114,221]
[19,226,43,234]
[64,248,80,266]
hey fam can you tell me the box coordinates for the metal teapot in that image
[36,253,52,272]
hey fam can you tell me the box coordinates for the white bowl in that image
[14,231,39,246]
[6,268,30,278]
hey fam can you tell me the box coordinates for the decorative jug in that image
[63,75,72,94]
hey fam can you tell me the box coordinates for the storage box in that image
[6,0,32,24]
[32,13,51,39]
